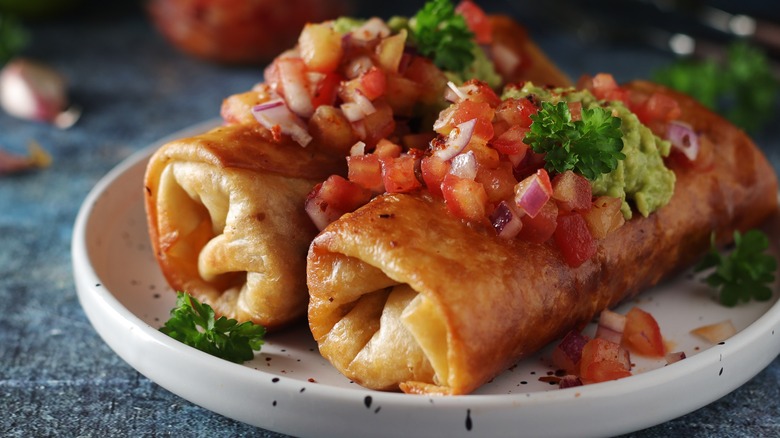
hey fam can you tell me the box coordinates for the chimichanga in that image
[306,80,778,394]
[144,124,344,328]
[144,3,573,329]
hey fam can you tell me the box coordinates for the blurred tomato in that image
[146,0,353,64]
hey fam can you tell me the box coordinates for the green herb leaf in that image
[160,292,266,363]
[523,101,625,180]
[653,41,778,133]
[409,0,475,73]
[695,230,777,307]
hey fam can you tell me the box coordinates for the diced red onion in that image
[514,172,551,218]
[344,55,374,79]
[445,81,467,102]
[277,58,314,118]
[595,326,623,345]
[551,330,590,373]
[599,309,626,333]
[449,150,477,180]
[667,120,699,161]
[304,191,341,231]
[490,200,523,239]
[558,375,583,389]
[350,141,366,156]
[434,118,476,160]
[665,351,686,365]
[353,90,376,115]
[252,98,312,147]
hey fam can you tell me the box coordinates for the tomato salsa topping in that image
[308,73,684,268]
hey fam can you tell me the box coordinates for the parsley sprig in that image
[695,230,777,307]
[160,292,265,363]
[409,0,475,73]
[653,41,778,133]
[523,101,625,180]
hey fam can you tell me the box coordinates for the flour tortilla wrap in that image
[306,81,779,395]
[144,123,344,329]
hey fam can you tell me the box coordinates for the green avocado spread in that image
[503,83,676,219]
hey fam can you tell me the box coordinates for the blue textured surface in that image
[2,1,779,437]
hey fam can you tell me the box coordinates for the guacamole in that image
[503,83,676,219]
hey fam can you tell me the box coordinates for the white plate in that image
[73,121,780,438]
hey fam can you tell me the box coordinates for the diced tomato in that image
[381,155,422,193]
[516,199,557,244]
[552,170,592,213]
[458,79,501,107]
[622,307,666,358]
[441,173,488,222]
[554,213,597,268]
[582,196,625,239]
[435,100,495,143]
[347,154,384,192]
[475,161,517,203]
[310,72,342,108]
[567,101,582,122]
[579,338,632,384]
[305,175,372,230]
[588,73,629,106]
[491,125,529,156]
[316,174,372,212]
[359,67,387,100]
[495,97,537,129]
[630,92,681,125]
[455,0,492,44]
[298,22,343,73]
[374,138,403,159]
[420,155,451,197]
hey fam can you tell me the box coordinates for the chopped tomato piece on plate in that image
[622,307,666,357]
[441,173,488,222]
[456,0,492,44]
[579,338,632,384]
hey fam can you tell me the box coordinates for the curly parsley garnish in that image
[654,41,778,133]
[408,0,475,73]
[160,292,265,363]
[523,101,625,180]
[695,230,777,307]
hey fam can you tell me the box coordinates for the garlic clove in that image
[0,58,79,128]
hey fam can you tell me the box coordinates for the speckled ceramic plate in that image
[73,121,780,438]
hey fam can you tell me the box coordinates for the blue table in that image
[2,1,779,436]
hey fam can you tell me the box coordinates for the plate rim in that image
[71,121,780,438]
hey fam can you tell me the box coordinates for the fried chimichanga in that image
[144,124,345,329]
[145,3,572,329]
[306,80,778,395]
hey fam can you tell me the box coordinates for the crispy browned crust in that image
[306,81,778,395]
[144,123,345,329]
[489,15,572,88]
